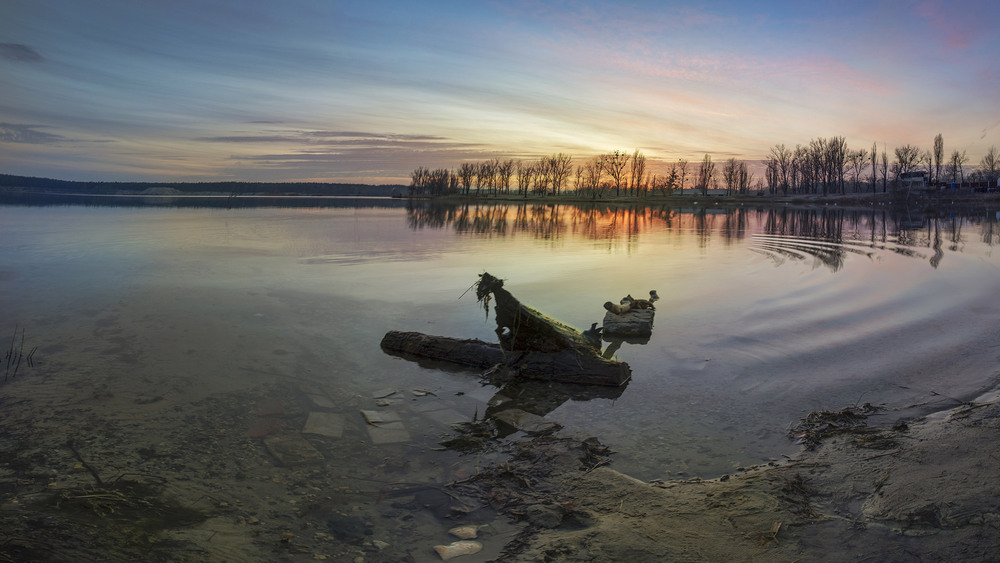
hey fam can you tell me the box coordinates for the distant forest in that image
[0,174,405,197]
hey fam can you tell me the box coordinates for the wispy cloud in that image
[196,135,300,143]
[0,123,63,144]
[916,0,994,51]
[197,129,459,148]
[0,43,43,62]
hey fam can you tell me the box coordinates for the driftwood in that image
[602,293,657,338]
[379,331,506,370]
[380,273,631,386]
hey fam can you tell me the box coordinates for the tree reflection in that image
[405,201,1000,270]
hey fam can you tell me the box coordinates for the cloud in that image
[301,131,448,141]
[196,135,300,143]
[189,127,488,181]
[0,123,63,144]
[0,43,43,62]
[916,0,994,51]
[196,129,456,147]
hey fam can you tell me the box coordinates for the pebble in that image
[449,525,479,539]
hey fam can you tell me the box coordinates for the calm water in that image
[2,197,1000,557]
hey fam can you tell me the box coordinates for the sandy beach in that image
[457,385,1000,561]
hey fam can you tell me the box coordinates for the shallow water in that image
[2,198,1000,558]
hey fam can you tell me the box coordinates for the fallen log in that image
[380,331,631,386]
[381,272,631,387]
[380,331,506,370]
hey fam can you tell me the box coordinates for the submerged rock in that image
[262,434,324,466]
[448,525,479,539]
[433,540,482,560]
[492,408,561,435]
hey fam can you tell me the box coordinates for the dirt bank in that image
[458,390,1000,562]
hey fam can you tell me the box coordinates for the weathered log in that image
[476,272,595,353]
[502,348,631,386]
[380,331,506,370]
[380,331,631,386]
[381,273,632,386]
[602,308,655,337]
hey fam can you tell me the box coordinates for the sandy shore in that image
[459,387,1000,562]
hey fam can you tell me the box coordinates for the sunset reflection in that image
[406,201,1000,270]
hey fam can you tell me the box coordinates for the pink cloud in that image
[778,56,897,98]
[916,0,990,51]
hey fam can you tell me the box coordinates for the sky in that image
[1,0,998,184]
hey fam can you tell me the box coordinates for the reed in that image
[4,324,37,383]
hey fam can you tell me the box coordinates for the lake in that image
[2,196,1000,560]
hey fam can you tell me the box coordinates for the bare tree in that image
[722,158,735,195]
[662,162,679,195]
[880,147,889,193]
[475,161,495,195]
[677,159,689,195]
[584,156,604,197]
[921,150,933,185]
[722,158,742,195]
[737,160,753,193]
[458,162,476,195]
[409,166,428,195]
[548,153,574,195]
[793,144,813,193]
[767,144,793,194]
[629,149,647,196]
[893,144,922,184]
[697,154,715,195]
[871,142,878,192]
[497,159,515,195]
[933,134,944,184]
[574,165,584,194]
[602,150,630,196]
[765,156,779,194]
[516,160,535,197]
[846,148,868,192]
[948,150,969,185]
[409,167,453,195]
[979,145,1000,188]
[532,158,551,195]
[827,136,848,194]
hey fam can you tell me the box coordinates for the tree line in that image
[763,135,999,195]
[409,137,1000,197]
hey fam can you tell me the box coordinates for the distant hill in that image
[0,174,406,197]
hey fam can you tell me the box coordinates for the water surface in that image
[2,198,1000,558]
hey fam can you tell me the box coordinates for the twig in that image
[66,439,104,486]
[458,280,479,300]
[11,327,24,379]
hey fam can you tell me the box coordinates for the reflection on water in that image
[402,200,1000,479]
[3,199,1000,559]
[0,191,409,210]
[406,200,1000,270]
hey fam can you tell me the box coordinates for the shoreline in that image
[4,186,1000,210]
[461,384,1000,561]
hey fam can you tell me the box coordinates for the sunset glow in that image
[1,0,998,183]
